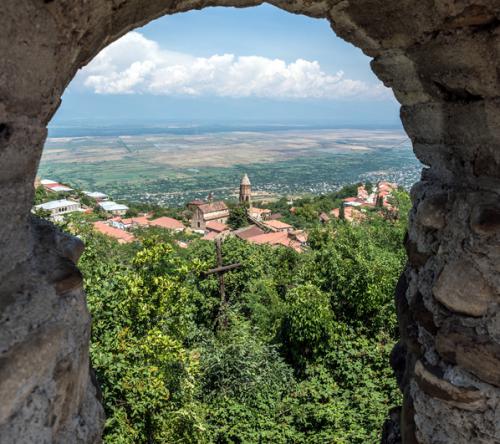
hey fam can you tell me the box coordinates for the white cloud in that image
[79,31,389,100]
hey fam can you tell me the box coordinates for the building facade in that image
[34,199,81,218]
[98,201,129,216]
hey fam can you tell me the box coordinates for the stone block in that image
[416,194,447,230]
[433,259,496,317]
[414,360,487,411]
[436,323,500,388]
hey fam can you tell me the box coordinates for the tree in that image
[83,236,207,443]
[279,283,334,370]
[199,318,296,443]
[34,185,50,204]
[227,203,249,229]
[365,181,374,195]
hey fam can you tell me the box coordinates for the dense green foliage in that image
[69,190,410,443]
[227,203,249,230]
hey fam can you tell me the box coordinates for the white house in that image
[47,185,73,193]
[40,179,73,193]
[98,201,129,216]
[34,199,81,218]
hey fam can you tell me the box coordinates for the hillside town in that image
[33,174,398,253]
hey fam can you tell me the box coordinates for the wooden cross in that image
[203,238,241,329]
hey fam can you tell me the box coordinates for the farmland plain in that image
[39,127,421,205]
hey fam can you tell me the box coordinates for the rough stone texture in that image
[1,1,500,443]
[0,218,104,443]
[433,259,497,317]
[436,322,500,388]
[414,360,488,411]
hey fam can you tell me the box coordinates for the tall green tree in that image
[227,203,249,229]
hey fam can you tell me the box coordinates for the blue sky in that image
[52,5,400,127]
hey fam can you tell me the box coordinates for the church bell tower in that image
[239,173,251,205]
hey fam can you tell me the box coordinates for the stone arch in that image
[1,1,499,442]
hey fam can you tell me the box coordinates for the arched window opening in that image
[3,1,499,443]
[32,6,421,442]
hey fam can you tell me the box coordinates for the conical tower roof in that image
[240,173,251,186]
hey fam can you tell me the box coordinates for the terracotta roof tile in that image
[247,231,289,245]
[263,219,293,230]
[343,206,366,222]
[234,225,265,240]
[247,231,303,253]
[319,212,330,222]
[206,220,228,232]
[202,231,219,241]
[149,217,184,230]
[93,221,135,243]
[198,201,228,214]
[121,216,150,226]
[249,207,271,215]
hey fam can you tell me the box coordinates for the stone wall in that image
[0,1,499,442]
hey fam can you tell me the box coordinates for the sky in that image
[51,5,401,128]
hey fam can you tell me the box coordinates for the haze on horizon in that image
[50,5,401,129]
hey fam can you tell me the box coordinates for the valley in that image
[39,127,421,205]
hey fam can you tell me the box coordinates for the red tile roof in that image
[275,238,303,253]
[319,212,330,222]
[247,231,289,245]
[234,225,265,240]
[292,230,309,244]
[263,219,293,231]
[44,182,63,189]
[343,197,363,203]
[357,185,369,199]
[149,217,184,230]
[343,206,366,222]
[378,181,397,191]
[249,207,271,215]
[121,216,150,226]
[93,221,135,243]
[206,220,228,233]
[202,231,219,241]
[198,201,228,214]
[247,231,303,253]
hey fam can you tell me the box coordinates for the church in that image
[190,173,272,231]
[190,200,230,231]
